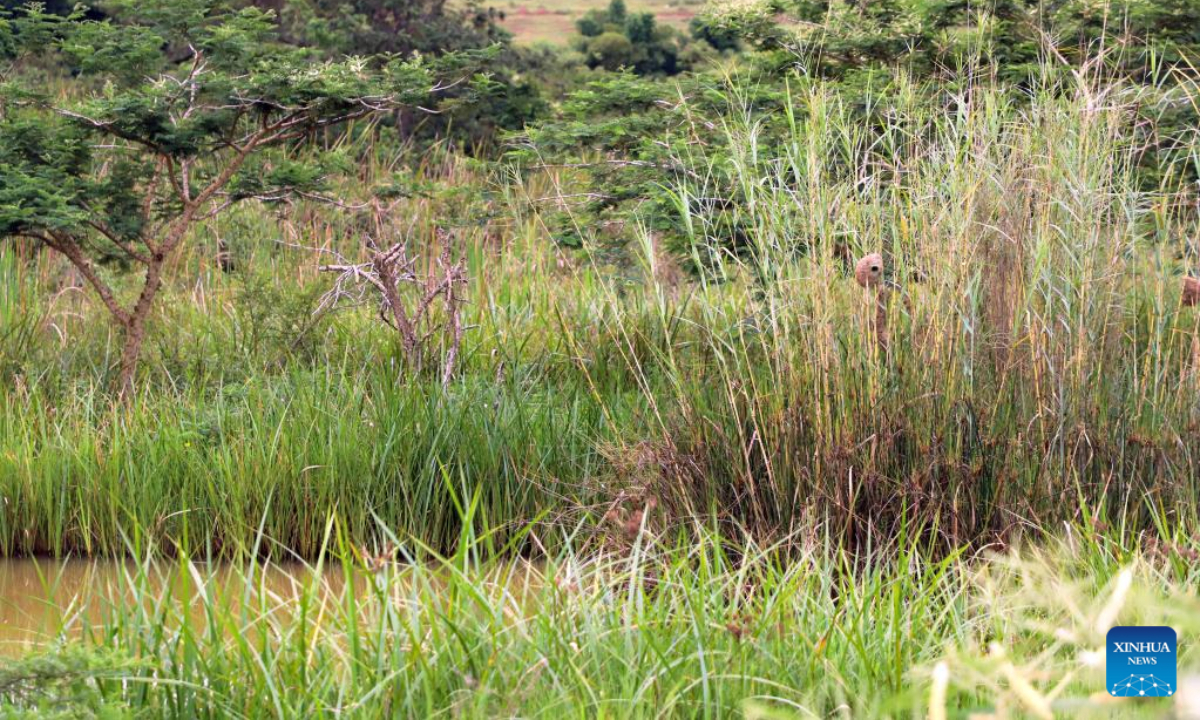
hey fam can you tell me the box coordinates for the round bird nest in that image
[855,253,884,289]
[1183,276,1200,307]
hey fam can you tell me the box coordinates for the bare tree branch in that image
[316,207,468,385]
[25,231,131,326]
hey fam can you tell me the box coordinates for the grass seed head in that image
[929,661,950,720]
[1178,676,1200,719]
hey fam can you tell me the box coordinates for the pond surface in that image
[0,557,360,656]
[0,556,545,657]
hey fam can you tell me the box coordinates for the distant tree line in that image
[575,0,691,75]
[708,0,1200,84]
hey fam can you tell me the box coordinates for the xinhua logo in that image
[1107,626,1177,697]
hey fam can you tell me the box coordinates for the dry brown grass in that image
[495,0,697,44]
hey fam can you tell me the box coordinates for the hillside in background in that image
[497,0,698,44]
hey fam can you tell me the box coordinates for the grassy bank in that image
[2,527,1198,718]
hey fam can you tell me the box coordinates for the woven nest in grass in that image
[1184,276,1200,307]
[855,253,884,289]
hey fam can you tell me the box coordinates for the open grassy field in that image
[496,0,700,44]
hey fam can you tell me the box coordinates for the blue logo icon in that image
[1107,626,1177,697]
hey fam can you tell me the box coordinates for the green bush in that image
[574,0,691,75]
[587,31,633,71]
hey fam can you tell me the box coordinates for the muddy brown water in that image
[0,557,356,656]
[0,557,545,657]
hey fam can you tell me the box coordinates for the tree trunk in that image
[117,315,147,398]
[116,259,165,399]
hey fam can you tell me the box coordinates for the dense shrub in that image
[574,0,691,75]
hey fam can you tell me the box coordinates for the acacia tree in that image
[0,0,486,394]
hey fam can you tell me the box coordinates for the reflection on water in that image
[0,557,357,656]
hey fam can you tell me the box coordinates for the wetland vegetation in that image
[1,0,1199,716]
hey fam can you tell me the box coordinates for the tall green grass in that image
[1,72,1198,558]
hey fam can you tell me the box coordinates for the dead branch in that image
[317,203,468,385]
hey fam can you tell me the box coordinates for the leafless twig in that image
[317,201,468,385]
